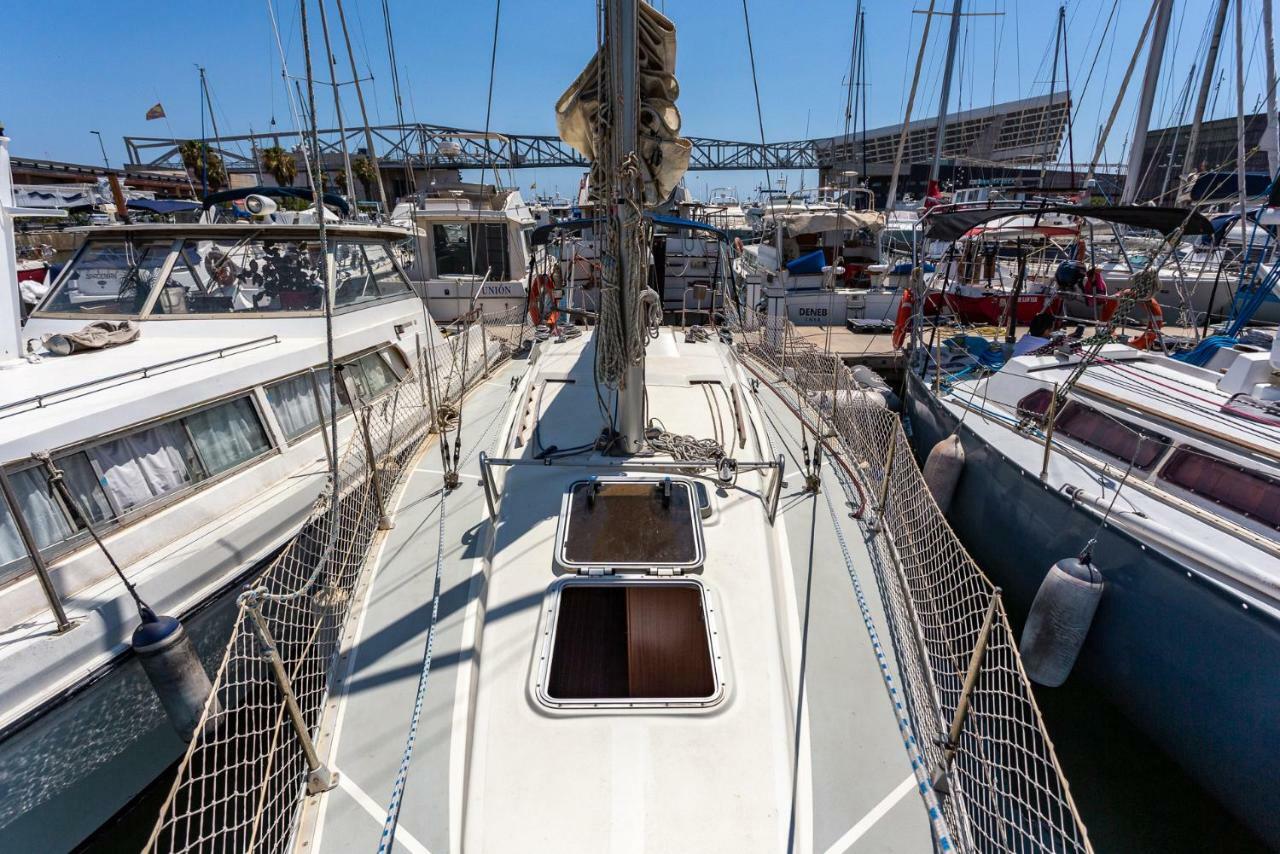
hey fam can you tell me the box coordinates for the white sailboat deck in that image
[299,331,933,853]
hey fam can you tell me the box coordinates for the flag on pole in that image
[145,103,166,121]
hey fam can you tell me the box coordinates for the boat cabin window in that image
[265,369,348,440]
[0,394,274,577]
[1017,389,1170,470]
[265,348,404,439]
[1159,447,1280,531]
[41,240,172,315]
[334,241,413,307]
[346,350,402,400]
[543,581,720,705]
[432,222,510,280]
[559,479,703,570]
[154,238,326,314]
[40,236,415,318]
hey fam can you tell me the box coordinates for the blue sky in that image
[2,0,1274,197]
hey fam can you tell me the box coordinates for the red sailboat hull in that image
[924,291,1061,325]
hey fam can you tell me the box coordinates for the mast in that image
[885,0,937,214]
[1266,0,1280,178]
[335,0,389,213]
[317,0,356,206]
[198,66,208,198]
[1179,0,1230,204]
[1120,0,1172,205]
[1083,0,1159,189]
[613,0,645,453]
[1235,0,1249,217]
[1160,66,1197,199]
[929,0,965,191]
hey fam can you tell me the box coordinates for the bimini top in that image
[33,223,416,321]
[529,213,730,247]
[923,204,1214,242]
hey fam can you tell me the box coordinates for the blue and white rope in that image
[820,481,956,852]
[376,488,447,854]
[377,373,513,852]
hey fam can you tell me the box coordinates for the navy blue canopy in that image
[127,198,202,214]
[649,213,730,242]
[529,213,730,247]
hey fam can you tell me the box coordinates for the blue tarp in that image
[786,249,826,275]
[127,198,201,214]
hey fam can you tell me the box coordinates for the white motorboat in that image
[404,185,535,324]
[906,335,1280,843]
[0,197,466,849]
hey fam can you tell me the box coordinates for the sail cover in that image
[555,3,691,207]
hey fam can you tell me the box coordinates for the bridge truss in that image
[122,123,820,173]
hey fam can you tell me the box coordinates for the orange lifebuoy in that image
[891,290,914,350]
[1099,289,1163,349]
[528,273,559,327]
[1131,298,1164,350]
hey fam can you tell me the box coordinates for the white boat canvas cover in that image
[776,209,885,236]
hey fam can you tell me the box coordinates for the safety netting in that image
[145,315,528,854]
[732,306,1092,854]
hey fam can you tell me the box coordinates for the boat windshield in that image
[40,240,172,315]
[38,235,414,317]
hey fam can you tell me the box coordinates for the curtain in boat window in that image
[7,468,75,551]
[266,373,322,439]
[56,452,114,525]
[88,421,199,512]
[357,352,399,397]
[185,397,271,475]
[0,495,26,570]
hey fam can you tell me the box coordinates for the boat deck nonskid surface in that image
[303,334,931,853]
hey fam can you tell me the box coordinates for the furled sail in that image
[554,3,691,207]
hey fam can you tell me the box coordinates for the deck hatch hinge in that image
[578,566,612,576]
[648,567,682,576]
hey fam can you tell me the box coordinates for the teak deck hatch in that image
[540,580,723,707]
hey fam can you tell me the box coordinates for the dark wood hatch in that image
[543,582,720,704]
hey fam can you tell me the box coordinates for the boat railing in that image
[730,307,1093,854]
[0,334,281,420]
[143,309,534,854]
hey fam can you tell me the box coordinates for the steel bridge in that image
[122,123,820,173]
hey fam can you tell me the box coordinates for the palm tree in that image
[333,169,348,195]
[260,145,297,187]
[352,156,378,200]
[178,140,228,192]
